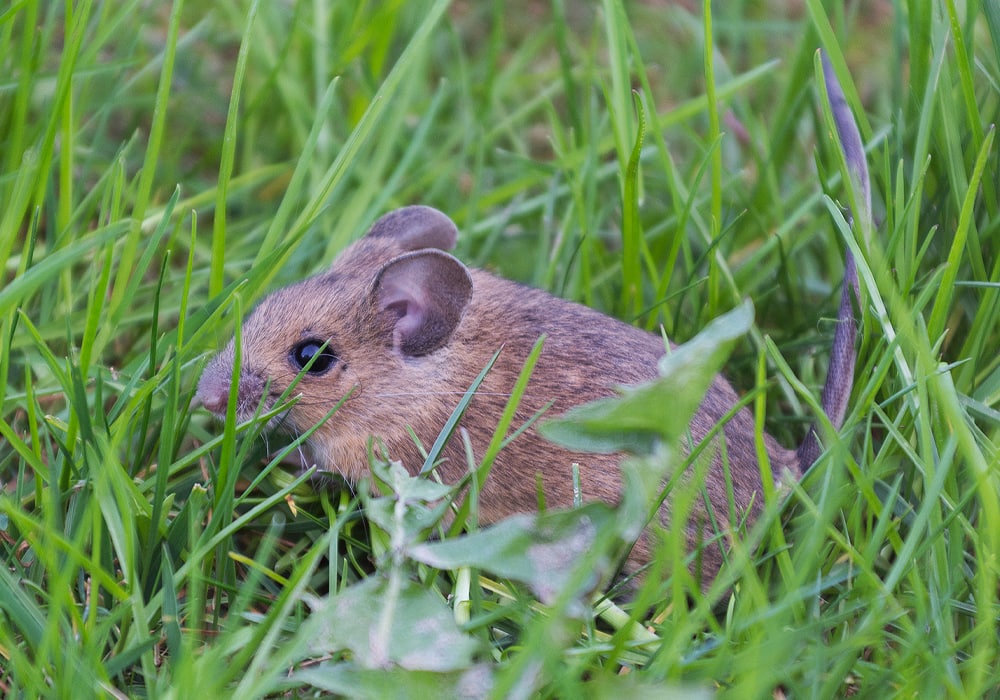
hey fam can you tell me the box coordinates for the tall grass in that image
[1,0,998,697]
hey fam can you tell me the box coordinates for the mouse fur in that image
[199,206,828,585]
[198,56,864,587]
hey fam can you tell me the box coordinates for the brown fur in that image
[198,58,865,588]
[198,207,808,585]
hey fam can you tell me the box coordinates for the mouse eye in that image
[290,339,338,375]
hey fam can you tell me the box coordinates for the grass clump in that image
[2,0,999,697]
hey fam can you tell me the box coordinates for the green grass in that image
[2,0,999,696]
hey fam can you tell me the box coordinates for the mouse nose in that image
[196,371,231,416]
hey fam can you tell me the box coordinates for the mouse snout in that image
[197,354,273,422]
[196,368,232,416]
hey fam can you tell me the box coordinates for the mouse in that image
[197,55,865,588]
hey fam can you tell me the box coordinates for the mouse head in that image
[197,206,474,477]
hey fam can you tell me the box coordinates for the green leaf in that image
[363,459,455,542]
[0,560,46,649]
[289,663,494,700]
[540,300,754,454]
[0,223,127,315]
[411,504,620,605]
[306,576,481,672]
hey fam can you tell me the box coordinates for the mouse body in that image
[198,206,813,580]
[198,57,864,585]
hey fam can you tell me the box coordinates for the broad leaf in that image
[411,504,621,606]
[306,576,481,672]
[540,300,754,454]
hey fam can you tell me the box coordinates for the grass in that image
[2,0,999,696]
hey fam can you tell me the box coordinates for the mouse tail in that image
[796,50,867,471]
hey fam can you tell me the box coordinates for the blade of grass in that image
[106,0,184,321]
[211,0,260,298]
[927,127,994,341]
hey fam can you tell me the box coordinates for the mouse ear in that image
[364,206,459,252]
[372,249,473,356]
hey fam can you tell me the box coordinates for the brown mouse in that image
[197,57,865,587]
